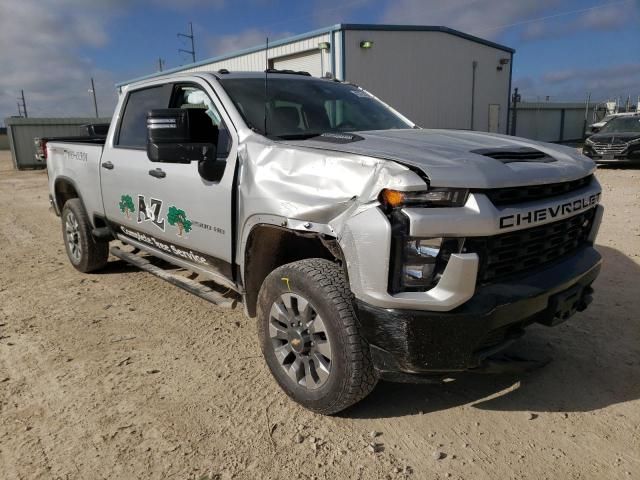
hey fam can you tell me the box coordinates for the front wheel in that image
[61,199,109,273]
[257,258,378,415]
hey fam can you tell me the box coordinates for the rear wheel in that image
[257,258,377,415]
[61,199,109,273]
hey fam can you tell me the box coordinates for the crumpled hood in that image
[282,129,595,189]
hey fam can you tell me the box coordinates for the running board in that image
[110,246,237,309]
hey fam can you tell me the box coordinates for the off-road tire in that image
[257,258,378,415]
[61,199,109,273]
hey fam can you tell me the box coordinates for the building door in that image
[488,104,501,133]
[273,51,323,77]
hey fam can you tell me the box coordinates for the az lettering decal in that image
[137,195,166,231]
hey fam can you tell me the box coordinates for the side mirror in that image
[147,108,221,181]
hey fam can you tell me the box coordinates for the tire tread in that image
[259,258,377,415]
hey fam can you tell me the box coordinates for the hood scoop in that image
[471,146,556,164]
[313,132,365,144]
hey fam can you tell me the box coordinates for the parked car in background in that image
[586,112,639,136]
[583,115,640,163]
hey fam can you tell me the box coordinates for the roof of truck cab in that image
[121,71,339,91]
[212,71,326,80]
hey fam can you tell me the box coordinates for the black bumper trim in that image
[355,246,602,375]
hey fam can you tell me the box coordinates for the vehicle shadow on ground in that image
[99,258,142,275]
[346,245,640,419]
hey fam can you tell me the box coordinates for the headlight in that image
[585,137,595,145]
[628,137,640,145]
[379,188,468,210]
[390,236,462,292]
[402,238,442,288]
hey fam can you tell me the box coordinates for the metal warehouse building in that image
[121,24,515,134]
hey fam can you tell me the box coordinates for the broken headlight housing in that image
[401,238,443,289]
[389,230,463,293]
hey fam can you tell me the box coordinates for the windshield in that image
[218,77,413,139]
[599,116,640,134]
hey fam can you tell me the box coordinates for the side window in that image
[171,85,232,158]
[117,85,171,148]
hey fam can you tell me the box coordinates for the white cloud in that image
[515,63,640,102]
[520,2,637,41]
[311,0,374,26]
[0,0,126,122]
[207,28,294,57]
[381,0,561,39]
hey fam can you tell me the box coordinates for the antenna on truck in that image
[264,37,269,136]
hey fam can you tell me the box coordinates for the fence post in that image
[559,109,565,143]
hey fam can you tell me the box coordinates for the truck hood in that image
[282,129,595,189]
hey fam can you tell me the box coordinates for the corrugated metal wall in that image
[344,30,512,133]
[184,33,332,75]
[5,117,111,170]
[513,103,595,142]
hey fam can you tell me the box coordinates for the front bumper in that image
[355,245,602,375]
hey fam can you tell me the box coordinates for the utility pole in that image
[18,90,28,118]
[470,61,477,130]
[178,22,196,63]
[89,78,99,118]
[510,87,521,136]
[158,57,165,72]
[583,92,591,141]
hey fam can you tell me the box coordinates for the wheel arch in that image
[54,176,87,216]
[242,223,345,318]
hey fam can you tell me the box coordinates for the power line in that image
[475,0,633,34]
[178,22,196,63]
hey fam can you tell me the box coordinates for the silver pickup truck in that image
[46,70,603,414]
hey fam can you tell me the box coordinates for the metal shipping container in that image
[4,117,110,170]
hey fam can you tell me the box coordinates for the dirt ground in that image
[0,150,638,480]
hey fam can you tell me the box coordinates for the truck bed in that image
[46,141,105,222]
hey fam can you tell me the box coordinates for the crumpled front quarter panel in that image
[238,136,425,235]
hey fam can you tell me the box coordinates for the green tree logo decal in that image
[119,195,135,218]
[167,206,192,237]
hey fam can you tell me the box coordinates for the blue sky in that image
[1,0,639,123]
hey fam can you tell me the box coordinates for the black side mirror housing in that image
[147,108,222,181]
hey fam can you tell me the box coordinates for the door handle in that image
[101,161,114,170]
[148,168,166,179]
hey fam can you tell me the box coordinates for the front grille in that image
[592,143,627,155]
[481,175,593,206]
[464,208,596,284]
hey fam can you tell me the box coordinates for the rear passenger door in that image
[100,78,238,280]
